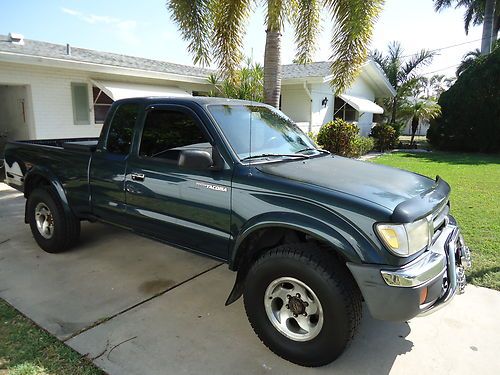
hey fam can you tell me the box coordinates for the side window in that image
[106,103,139,155]
[139,109,208,162]
[71,83,90,125]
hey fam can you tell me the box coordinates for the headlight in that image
[376,217,431,257]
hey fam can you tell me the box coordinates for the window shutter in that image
[71,83,90,125]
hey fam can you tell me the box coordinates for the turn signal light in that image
[419,287,428,304]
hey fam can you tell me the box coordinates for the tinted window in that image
[139,110,208,161]
[106,103,139,155]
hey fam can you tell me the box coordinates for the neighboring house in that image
[281,61,395,135]
[401,118,430,136]
[0,33,395,144]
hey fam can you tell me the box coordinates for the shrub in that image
[427,47,500,152]
[307,131,317,144]
[351,135,375,157]
[316,119,359,156]
[370,123,397,151]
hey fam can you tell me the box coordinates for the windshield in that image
[208,104,318,160]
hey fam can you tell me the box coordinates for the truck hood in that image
[257,155,438,212]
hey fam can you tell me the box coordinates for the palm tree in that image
[401,98,441,146]
[166,0,384,108]
[434,0,499,54]
[456,48,482,75]
[208,58,264,101]
[370,41,436,124]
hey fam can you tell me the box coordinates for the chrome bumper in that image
[380,221,471,315]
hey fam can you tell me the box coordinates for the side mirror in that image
[178,149,223,171]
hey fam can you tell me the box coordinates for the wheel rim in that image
[264,277,324,342]
[35,202,54,239]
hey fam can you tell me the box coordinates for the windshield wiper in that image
[241,153,310,161]
[295,147,330,155]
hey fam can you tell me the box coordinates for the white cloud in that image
[61,7,139,45]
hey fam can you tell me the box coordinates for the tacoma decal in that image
[196,182,228,192]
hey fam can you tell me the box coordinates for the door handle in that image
[131,173,145,182]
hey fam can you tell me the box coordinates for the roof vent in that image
[8,32,24,45]
[66,43,71,55]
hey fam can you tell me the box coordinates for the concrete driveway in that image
[0,183,499,375]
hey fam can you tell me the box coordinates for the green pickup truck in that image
[4,97,471,367]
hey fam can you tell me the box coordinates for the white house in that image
[0,33,213,141]
[281,61,395,135]
[0,33,395,145]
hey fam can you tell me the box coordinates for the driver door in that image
[125,105,232,260]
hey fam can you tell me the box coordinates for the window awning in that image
[91,80,191,101]
[339,94,384,114]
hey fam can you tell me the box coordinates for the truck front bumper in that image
[347,219,471,321]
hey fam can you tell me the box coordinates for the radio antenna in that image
[248,101,253,167]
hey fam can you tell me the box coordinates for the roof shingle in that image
[0,34,214,78]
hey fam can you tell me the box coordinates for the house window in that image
[334,97,358,122]
[71,83,90,125]
[93,86,114,124]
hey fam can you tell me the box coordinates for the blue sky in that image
[0,0,484,77]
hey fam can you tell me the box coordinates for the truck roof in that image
[114,96,268,107]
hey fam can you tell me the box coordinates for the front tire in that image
[243,243,362,367]
[27,187,80,253]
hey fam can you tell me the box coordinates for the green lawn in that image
[0,300,102,375]
[373,152,500,290]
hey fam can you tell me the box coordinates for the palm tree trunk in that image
[481,0,496,55]
[410,116,419,147]
[390,96,398,124]
[263,29,282,107]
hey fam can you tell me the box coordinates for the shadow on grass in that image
[0,300,102,375]
[468,266,500,283]
[394,151,500,166]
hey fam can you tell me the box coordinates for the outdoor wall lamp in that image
[322,97,328,107]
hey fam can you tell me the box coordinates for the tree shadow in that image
[321,310,413,375]
[395,151,500,166]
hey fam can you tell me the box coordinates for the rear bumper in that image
[347,218,471,321]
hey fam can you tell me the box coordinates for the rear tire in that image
[27,187,80,253]
[243,243,362,367]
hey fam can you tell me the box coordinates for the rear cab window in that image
[105,103,140,155]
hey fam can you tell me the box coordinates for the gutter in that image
[0,51,210,85]
[303,81,313,132]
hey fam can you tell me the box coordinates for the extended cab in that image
[4,97,471,367]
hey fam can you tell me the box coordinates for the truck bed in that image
[4,137,98,215]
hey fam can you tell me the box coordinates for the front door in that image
[125,106,232,260]
[90,102,140,226]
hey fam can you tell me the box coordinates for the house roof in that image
[0,34,213,79]
[0,34,394,96]
[282,61,332,79]
[282,60,396,98]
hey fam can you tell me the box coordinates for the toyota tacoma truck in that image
[3,97,471,367]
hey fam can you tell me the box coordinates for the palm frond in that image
[167,0,213,66]
[266,0,286,32]
[401,49,435,81]
[433,0,454,12]
[326,0,384,94]
[210,0,251,78]
[291,0,321,64]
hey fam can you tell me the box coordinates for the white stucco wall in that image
[280,84,310,133]
[281,76,380,137]
[310,83,334,134]
[343,77,375,136]
[0,61,210,140]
